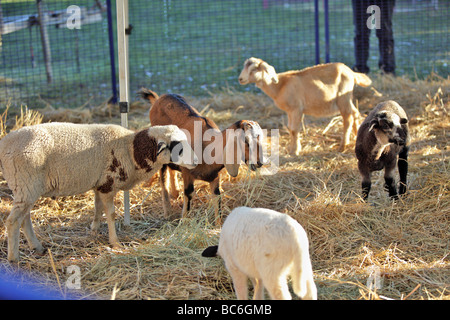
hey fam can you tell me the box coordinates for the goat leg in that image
[384,166,398,200]
[361,180,371,201]
[287,111,302,156]
[182,183,194,218]
[398,147,409,196]
[210,178,222,225]
[359,165,372,201]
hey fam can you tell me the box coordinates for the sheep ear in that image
[168,141,181,162]
[201,245,218,257]
[157,141,167,155]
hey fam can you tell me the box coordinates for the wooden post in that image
[36,0,52,83]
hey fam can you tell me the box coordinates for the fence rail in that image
[0,0,448,109]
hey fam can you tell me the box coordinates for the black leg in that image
[359,164,372,201]
[362,180,371,201]
[398,146,409,195]
[184,183,194,212]
[384,175,398,199]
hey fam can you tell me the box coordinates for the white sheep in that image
[0,122,197,262]
[202,207,317,300]
[238,57,372,154]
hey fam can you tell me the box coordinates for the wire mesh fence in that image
[327,0,449,77]
[0,0,448,109]
[128,0,317,97]
[0,0,113,107]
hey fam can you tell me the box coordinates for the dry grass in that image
[0,73,448,300]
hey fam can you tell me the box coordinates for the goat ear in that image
[368,118,379,132]
[223,131,244,178]
[253,58,261,68]
[260,62,279,84]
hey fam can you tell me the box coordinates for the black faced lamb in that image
[0,122,197,262]
[355,100,410,201]
[202,206,317,300]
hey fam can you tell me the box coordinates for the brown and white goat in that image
[238,57,372,154]
[139,88,265,224]
[355,100,410,201]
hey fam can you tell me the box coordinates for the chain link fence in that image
[0,0,448,109]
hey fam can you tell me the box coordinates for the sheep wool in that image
[203,206,317,300]
[0,122,196,262]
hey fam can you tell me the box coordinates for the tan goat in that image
[238,57,372,154]
[139,88,265,225]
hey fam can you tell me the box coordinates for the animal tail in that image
[137,87,159,104]
[201,245,218,257]
[291,233,318,300]
[353,72,372,87]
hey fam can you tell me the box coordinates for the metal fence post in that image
[106,0,117,104]
[314,0,320,65]
[324,0,330,63]
[116,0,130,226]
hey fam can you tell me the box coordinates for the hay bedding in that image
[0,74,448,300]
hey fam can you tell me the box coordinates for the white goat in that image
[0,122,197,262]
[202,206,317,300]
[238,57,372,154]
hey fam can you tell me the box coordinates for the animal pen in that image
[0,0,449,302]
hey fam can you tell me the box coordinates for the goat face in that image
[369,112,409,146]
[223,120,267,177]
[238,57,279,86]
[242,121,266,171]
